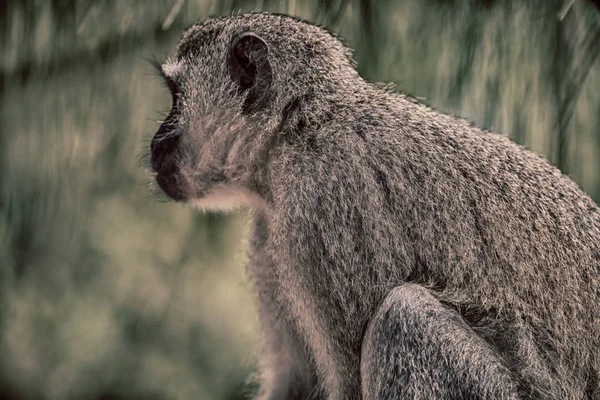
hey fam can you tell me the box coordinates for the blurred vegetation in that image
[0,0,599,399]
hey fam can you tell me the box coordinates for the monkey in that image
[148,12,600,400]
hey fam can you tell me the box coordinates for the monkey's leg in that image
[360,284,521,400]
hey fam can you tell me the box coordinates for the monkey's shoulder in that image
[268,95,600,243]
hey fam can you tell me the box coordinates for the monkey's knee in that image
[360,284,520,400]
[374,283,441,315]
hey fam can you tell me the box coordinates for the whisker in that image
[145,117,165,124]
[144,54,165,77]
[138,152,152,169]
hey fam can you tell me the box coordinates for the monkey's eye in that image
[149,59,180,106]
[164,76,179,106]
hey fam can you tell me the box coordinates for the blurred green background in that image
[0,1,599,399]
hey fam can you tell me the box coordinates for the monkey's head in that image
[149,13,357,210]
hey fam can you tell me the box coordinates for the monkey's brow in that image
[161,58,183,79]
[147,57,181,80]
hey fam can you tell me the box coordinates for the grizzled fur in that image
[149,13,600,400]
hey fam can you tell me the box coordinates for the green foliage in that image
[0,1,598,399]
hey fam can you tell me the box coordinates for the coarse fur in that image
[148,12,600,400]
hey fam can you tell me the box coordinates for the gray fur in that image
[148,13,600,400]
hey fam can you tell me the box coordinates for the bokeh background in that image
[1,1,599,399]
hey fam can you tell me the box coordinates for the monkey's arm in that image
[255,302,320,400]
[250,216,321,400]
[360,284,521,400]
[252,261,321,400]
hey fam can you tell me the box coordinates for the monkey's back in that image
[267,89,600,398]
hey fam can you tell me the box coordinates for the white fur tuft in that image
[190,185,268,213]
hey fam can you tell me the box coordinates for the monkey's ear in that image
[229,32,273,112]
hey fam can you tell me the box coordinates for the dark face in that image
[150,76,185,200]
[149,24,273,205]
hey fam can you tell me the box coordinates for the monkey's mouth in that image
[155,172,187,202]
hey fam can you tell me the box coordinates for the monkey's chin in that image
[156,173,188,202]
[189,185,268,213]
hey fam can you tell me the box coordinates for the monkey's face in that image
[149,15,355,209]
[149,21,276,208]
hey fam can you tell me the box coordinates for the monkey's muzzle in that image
[150,127,186,201]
